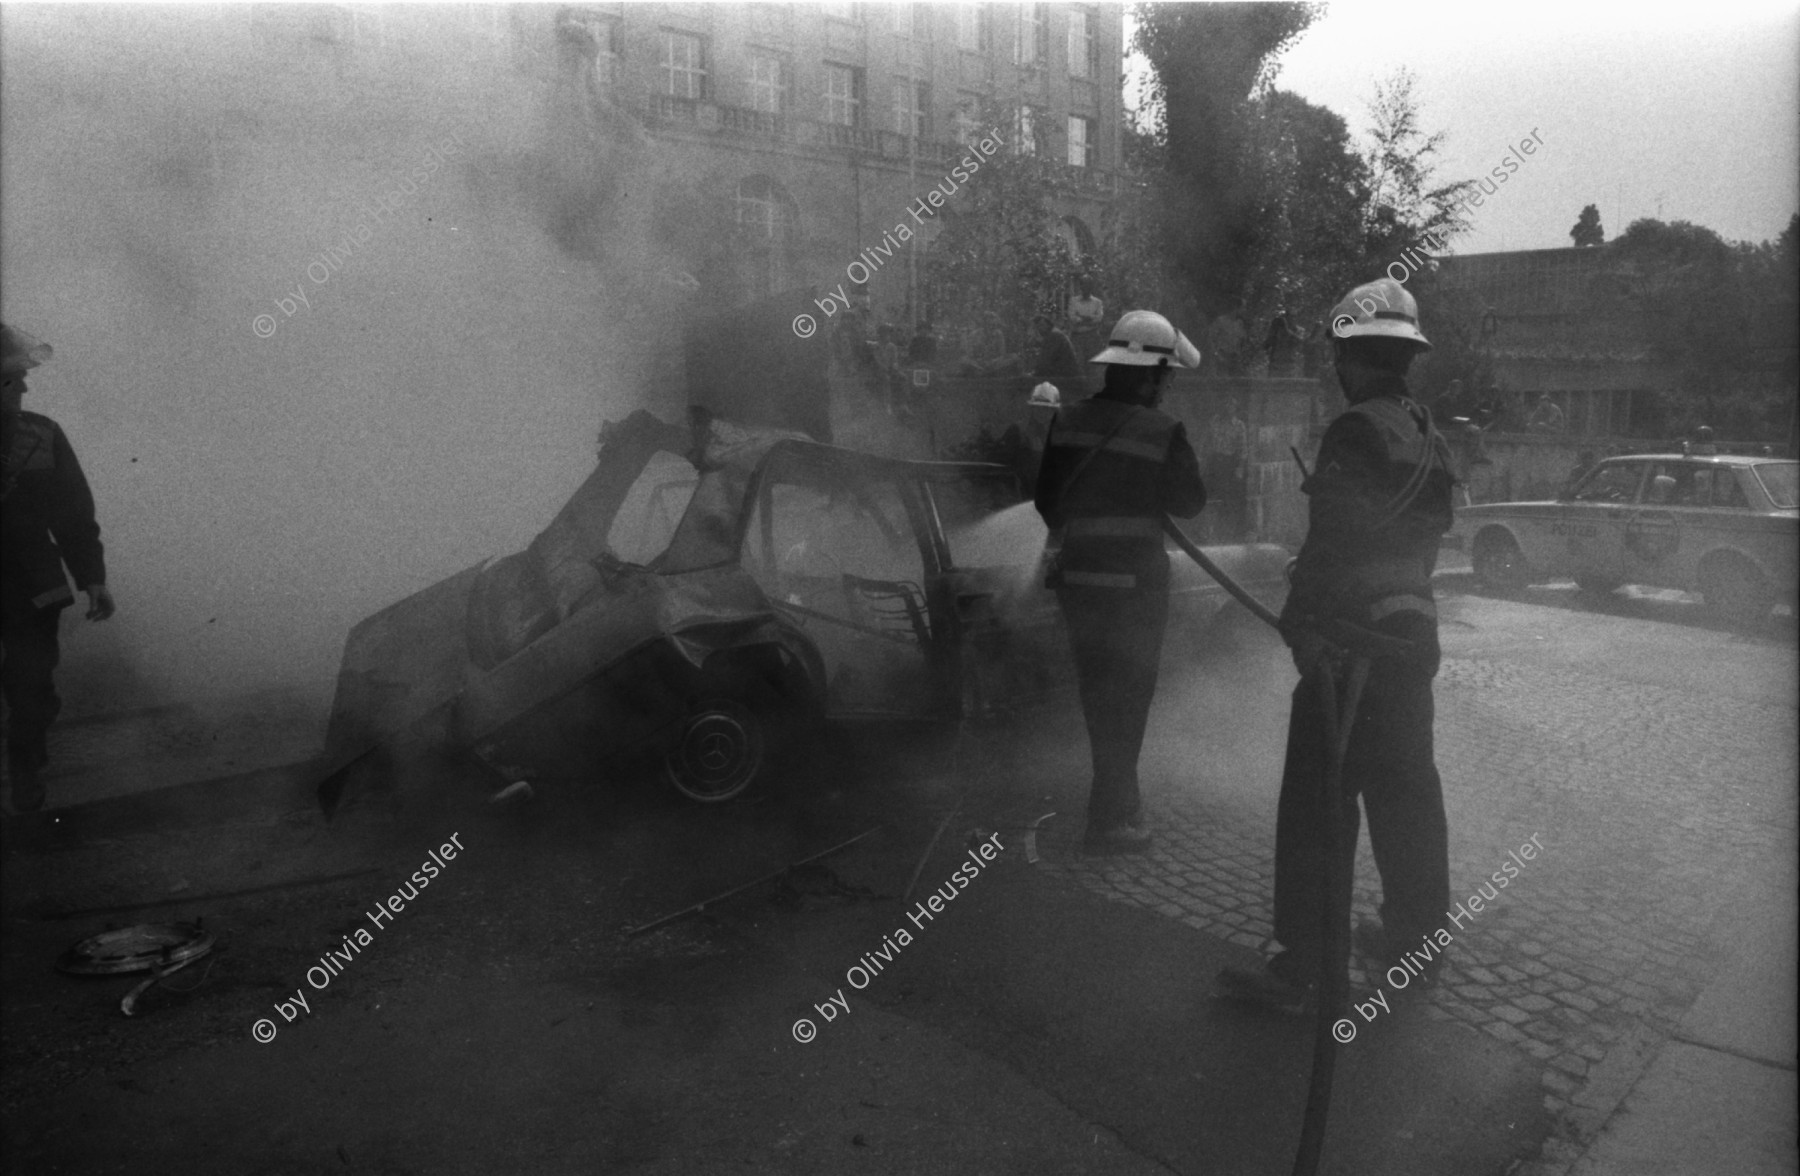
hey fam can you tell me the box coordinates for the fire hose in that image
[1162,515,1415,1176]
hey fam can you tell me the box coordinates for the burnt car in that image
[1451,453,1798,625]
[317,411,1289,811]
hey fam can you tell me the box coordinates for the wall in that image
[1453,432,1787,504]
[910,373,1320,549]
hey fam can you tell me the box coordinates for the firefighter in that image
[1219,277,1455,1010]
[1,324,115,814]
[1035,310,1205,853]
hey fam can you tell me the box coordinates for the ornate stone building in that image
[546,2,1128,324]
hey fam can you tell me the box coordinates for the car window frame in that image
[1566,459,1648,505]
[1750,461,1799,510]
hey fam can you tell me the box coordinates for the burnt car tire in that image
[1700,555,1772,629]
[663,698,768,803]
[1472,530,1530,591]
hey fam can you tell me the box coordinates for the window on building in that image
[1013,3,1047,66]
[558,11,620,88]
[953,91,985,143]
[659,30,707,100]
[893,3,932,39]
[1066,114,1092,167]
[956,4,988,52]
[592,16,620,87]
[1014,104,1039,155]
[823,63,864,127]
[735,175,794,244]
[1067,8,1093,78]
[735,176,797,298]
[892,79,930,137]
[748,50,790,114]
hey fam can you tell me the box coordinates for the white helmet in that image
[1089,309,1200,369]
[1027,382,1061,409]
[1328,278,1432,350]
[0,323,53,375]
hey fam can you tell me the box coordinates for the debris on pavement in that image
[57,921,219,1017]
[625,826,882,937]
[1025,811,1057,864]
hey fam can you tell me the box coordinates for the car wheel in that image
[1574,572,1622,596]
[1701,556,1772,629]
[663,698,767,803]
[1472,530,1530,591]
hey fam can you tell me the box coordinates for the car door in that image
[1560,459,1649,584]
[1619,460,1701,589]
[740,449,942,721]
[925,469,1073,713]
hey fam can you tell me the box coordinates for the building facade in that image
[547,2,1127,325]
[1435,246,1675,438]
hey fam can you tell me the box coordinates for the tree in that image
[1570,204,1605,247]
[1359,69,1476,262]
[1407,264,1499,406]
[1612,216,1798,440]
[1133,2,1322,316]
[924,112,1153,348]
[1230,89,1372,351]
[924,142,1074,337]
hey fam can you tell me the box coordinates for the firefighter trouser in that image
[1,588,65,773]
[1055,584,1169,830]
[1271,648,1449,972]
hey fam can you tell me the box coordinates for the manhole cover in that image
[58,922,216,975]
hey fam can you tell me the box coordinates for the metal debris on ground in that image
[57,921,220,1017]
[489,780,534,805]
[1024,811,1057,864]
[625,827,882,937]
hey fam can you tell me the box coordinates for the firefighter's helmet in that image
[1027,382,1061,409]
[0,323,53,375]
[1089,309,1200,369]
[1328,278,1432,351]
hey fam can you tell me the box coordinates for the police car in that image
[1453,453,1798,625]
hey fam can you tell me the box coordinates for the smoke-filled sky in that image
[2,4,673,706]
[5,2,1796,713]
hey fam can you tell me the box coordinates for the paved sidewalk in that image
[1565,850,1797,1175]
[3,586,1791,1173]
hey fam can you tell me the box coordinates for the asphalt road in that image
[1,581,1793,1174]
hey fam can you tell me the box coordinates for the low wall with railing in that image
[903,372,1322,549]
[1449,432,1785,504]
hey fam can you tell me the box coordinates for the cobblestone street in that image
[1027,585,1797,1167]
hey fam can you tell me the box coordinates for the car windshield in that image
[607,451,699,565]
[1752,461,1798,509]
[1569,462,1644,503]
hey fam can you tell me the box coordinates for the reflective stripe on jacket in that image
[1283,383,1454,627]
[1033,394,1205,590]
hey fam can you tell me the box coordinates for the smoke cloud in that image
[1,5,676,710]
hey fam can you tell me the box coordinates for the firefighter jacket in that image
[1,410,106,610]
[1033,391,1205,592]
[1281,376,1455,638]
